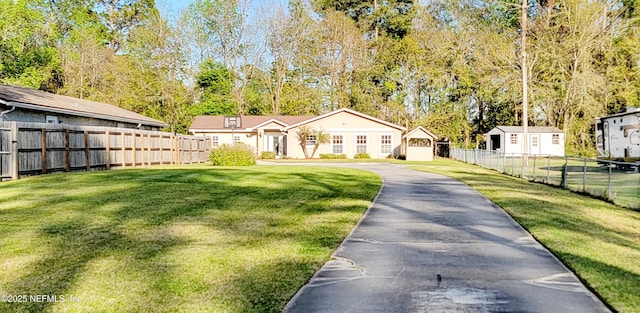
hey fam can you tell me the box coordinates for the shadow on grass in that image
[0,166,381,312]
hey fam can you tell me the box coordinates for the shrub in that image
[319,153,347,159]
[260,151,276,159]
[354,153,370,159]
[387,154,406,160]
[210,144,256,166]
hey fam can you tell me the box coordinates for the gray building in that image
[0,85,168,130]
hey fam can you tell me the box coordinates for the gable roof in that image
[0,85,168,127]
[490,126,563,134]
[282,108,407,131]
[189,115,313,132]
[403,126,438,139]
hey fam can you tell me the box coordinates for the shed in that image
[403,126,438,161]
[0,85,168,130]
[486,126,564,156]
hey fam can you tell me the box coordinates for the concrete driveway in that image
[280,163,611,313]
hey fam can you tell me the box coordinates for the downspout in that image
[0,99,16,120]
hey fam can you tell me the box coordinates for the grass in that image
[0,164,381,313]
[410,159,640,313]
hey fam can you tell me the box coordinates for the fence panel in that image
[0,121,212,181]
[450,147,640,210]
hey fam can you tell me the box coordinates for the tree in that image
[189,60,237,116]
[296,125,330,158]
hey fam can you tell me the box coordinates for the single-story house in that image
[403,126,438,161]
[486,126,565,156]
[189,108,407,159]
[0,85,168,130]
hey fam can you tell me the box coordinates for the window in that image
[510,134,518,145]
[46,115,58,124]
[332,135,344,154]
[356,135,368,153]
[532,136,538,147]
[233,135,241,144]
[380,134,392,154]
[552,134,560,145]
[211,136,219,147]
[305,134,317,146]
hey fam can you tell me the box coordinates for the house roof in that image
[491,126,563,134]
[189,115,313,132]
[282,108,407,131]
[0,85,168,127]
[403,126,438,139]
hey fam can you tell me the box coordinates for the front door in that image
[264,135,284,157]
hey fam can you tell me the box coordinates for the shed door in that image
[529,134,540,155]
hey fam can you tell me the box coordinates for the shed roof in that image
[491,126,563,134]
[189,115,313,131]
[0,85,168,127]
[403,126,438,139]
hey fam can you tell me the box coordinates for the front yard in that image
[0,165,381,313]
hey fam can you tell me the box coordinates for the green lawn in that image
[410,159,640,313]
[0,165,381,313]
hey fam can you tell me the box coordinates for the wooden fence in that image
[0,121,212,181]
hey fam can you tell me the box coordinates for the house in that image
[403,126,438,161]
[595,107,640,162]
[189,108,407,159]
[0,85,168,130]
[486,126,564,156]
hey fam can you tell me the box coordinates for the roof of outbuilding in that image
[491,126,563,134]
[189,115,314,131]
[0,85,168,127]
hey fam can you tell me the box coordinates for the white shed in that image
[403,126,438,161]
[486,126,564,156]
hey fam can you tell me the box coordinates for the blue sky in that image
[159,0,290,16]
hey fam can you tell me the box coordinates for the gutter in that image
[0,99,16,120]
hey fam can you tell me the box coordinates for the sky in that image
[158,0,290,17]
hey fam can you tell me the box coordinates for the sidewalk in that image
[283,163,610,313]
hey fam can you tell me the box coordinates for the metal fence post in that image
[532,154,537,181]
[521,154,525,178]
[607,163,612,200]
[547,156,551,184]
[582,158,587,192]
[562,156,568,188]
[511,154,515,176]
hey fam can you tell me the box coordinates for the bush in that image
[210,144,256,166]
[387,154,406,160]
[319,153,347,159]
[354,153,370,159]
[260,151,276,159]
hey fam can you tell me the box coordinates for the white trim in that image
[354,133,369,154]
[378,133,393,156]
[402,126,437,140]
[331,133,345,154]
[247,118,289,131]
[282,108,406,131]
[313,127,398,132]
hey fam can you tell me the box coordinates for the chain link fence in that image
[450,148,640,209]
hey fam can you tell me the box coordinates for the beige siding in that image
[285,111,402,159]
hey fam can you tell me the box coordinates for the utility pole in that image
[522,0,529,160]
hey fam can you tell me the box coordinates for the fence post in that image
[84,130,90,171]
[607,163,612,200]
[41,128,47,174]
[132,132,137,168]
[10,121,18,180]
[521,154,525,178]
[582,158,587,192]
[561,156,568,188]
[121,131,126,167]
[64,129,70,172]
[511,154,515,176]
[105,131,111,170]
[532,154,537,181]
[547,156,551,184]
